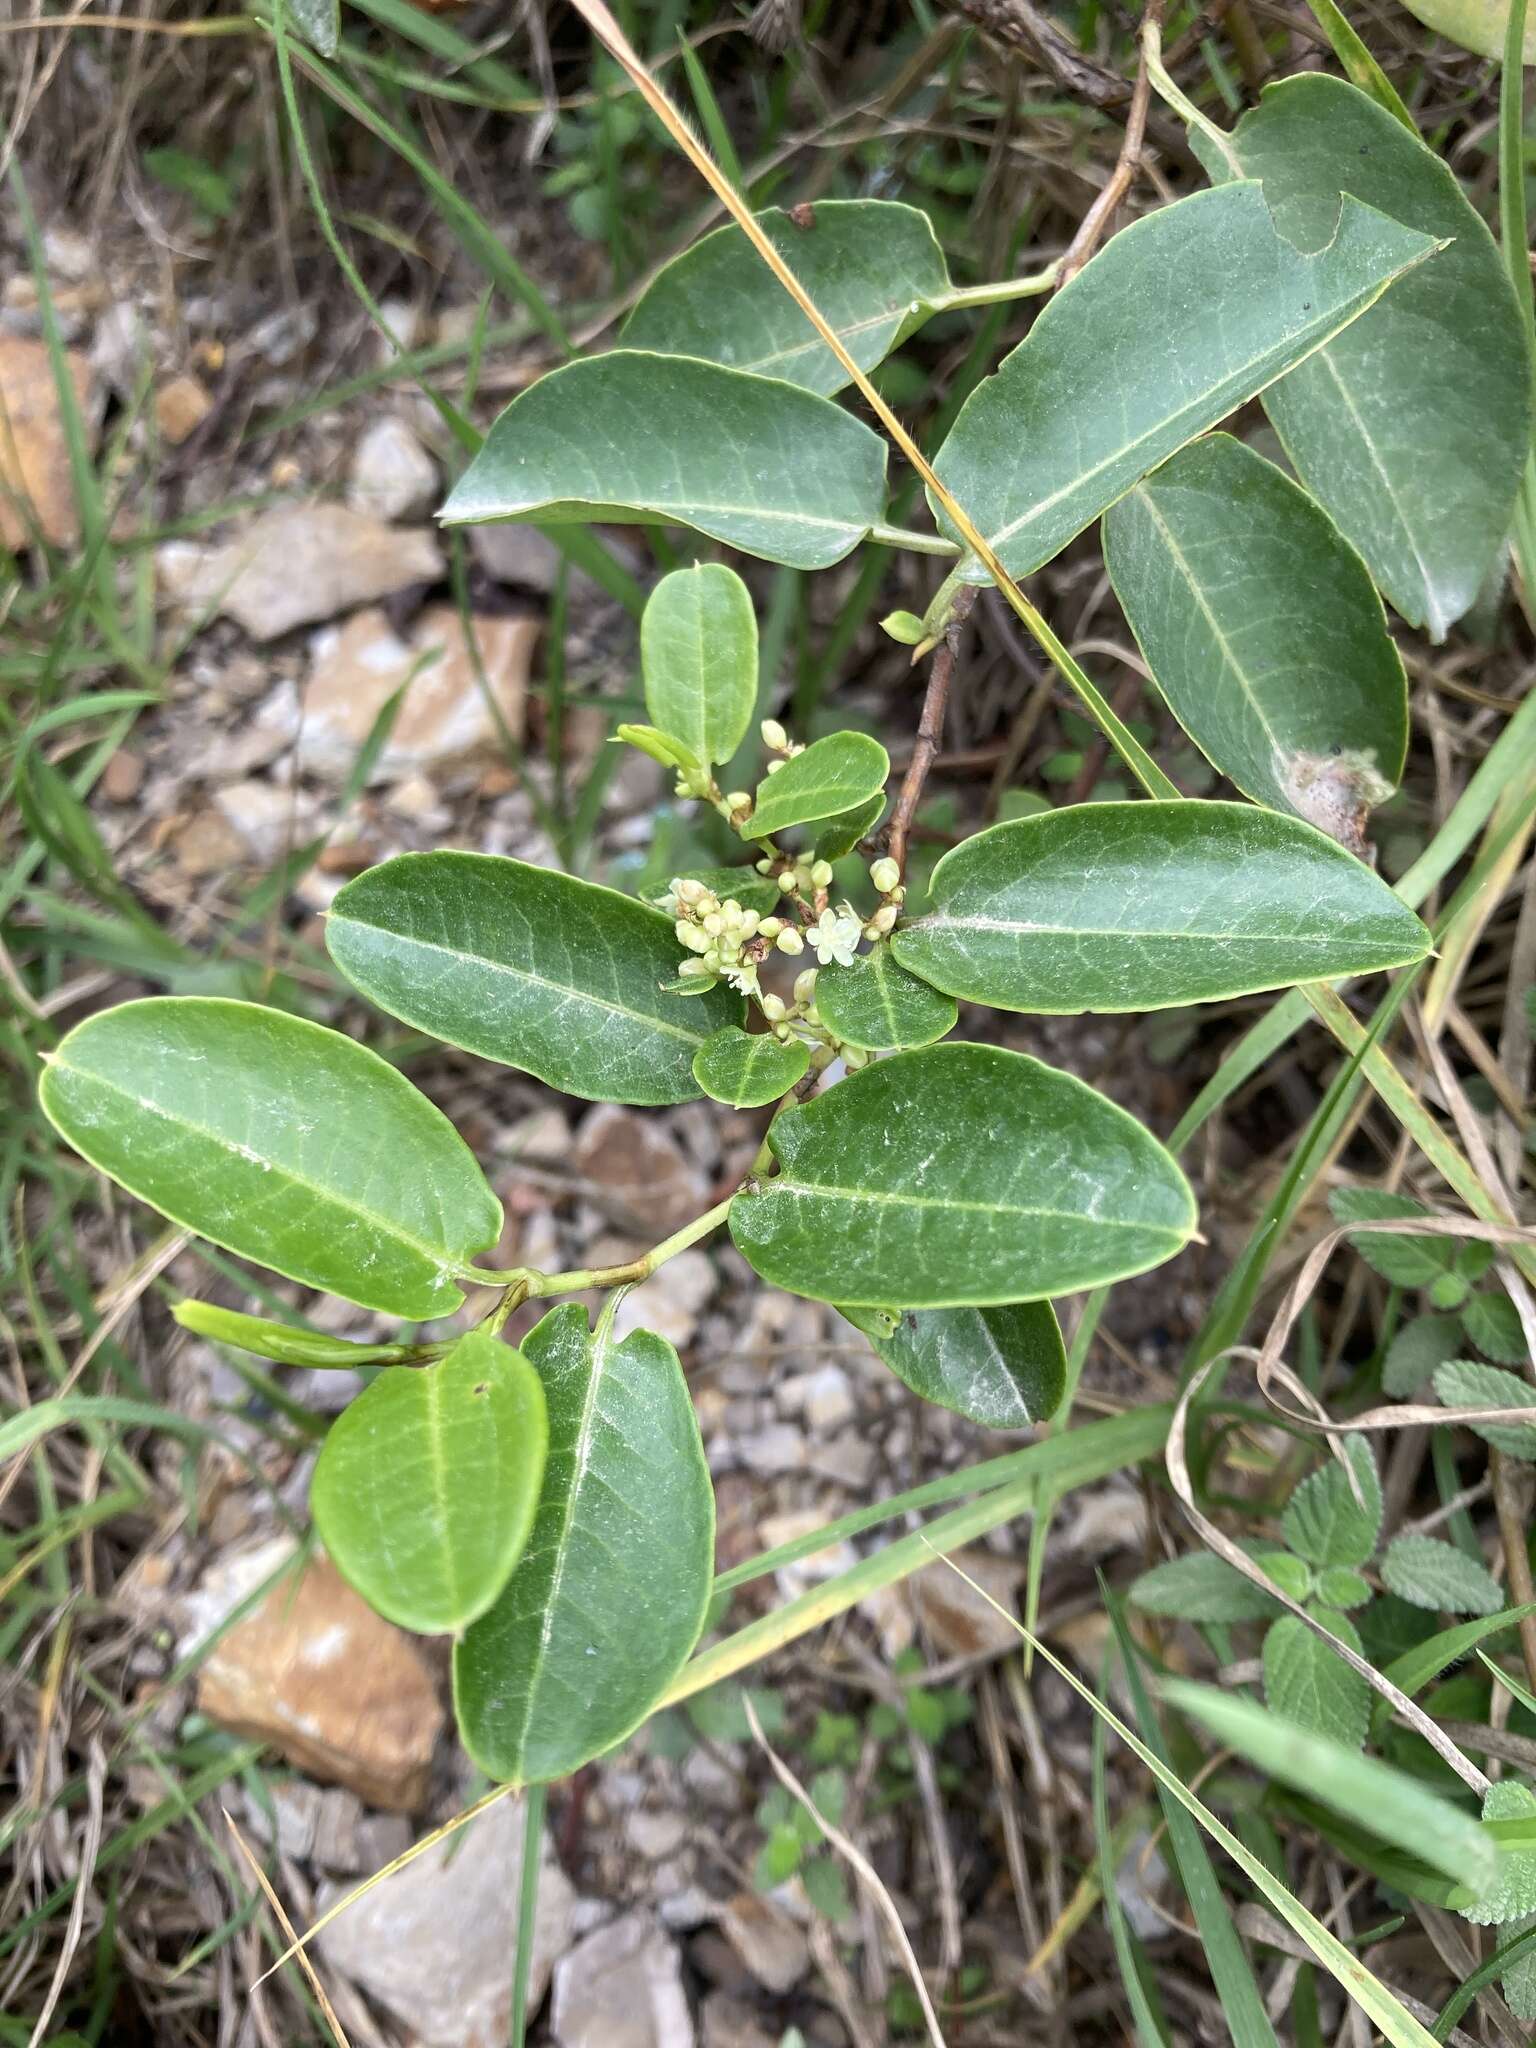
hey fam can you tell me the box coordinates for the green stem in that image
[1019,597,1182,801]
[1141,17,1240,168]
[938,265,1060,310]
[866,522,963,557]
[508,1782,546,2048]
[475,1194,735,1301]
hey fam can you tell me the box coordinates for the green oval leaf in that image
[729,1043,1196,1307]
[40,998,501,1318]
[1194,76,1531,638]
[173,1300,432,1369]
[454,1303,714,1784]
[693,1025,809,1108]
[931,180,1436,580]
[841,1300,1066,1427]
[327,852,744,1107]
[1435,1359,1536,1458]
[1281,1437,1382,1568]
[813,792,886,863]
[1381,1533,1506,1616]
[440,352,889,572]
[1263,1611,1370,1749]
[642,563,757,769]
[1131,1551,1283,1624]
[1104,434,1408,836]
[746,732,889,839]
[620,200,953,397]
[312,1329,548,1635]
[815,944,957,1050]
[890,801,1430,1015]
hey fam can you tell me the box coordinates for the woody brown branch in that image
[885,585,979,877]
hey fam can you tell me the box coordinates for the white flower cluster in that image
[662,877,795,997]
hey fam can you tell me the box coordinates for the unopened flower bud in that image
[867,904,898,936]
[810,860,834,889]
[765,758,786,775]
[702,911,725,937]
[778,873,799,896]
[775,926,805,956]
[679,924,712,954]
[760,718,789,752]
[758,916,784,939]
[793,968,819,1007]
[724,791,753,812]
[679,957,712,978]
[761,993,787,1022]
[755,857,775,874]
[870,856,901,894]
[675,878,709,906]
[843,1044,870,1069]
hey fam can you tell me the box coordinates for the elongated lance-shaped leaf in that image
[930,181,1438,581]
[840,1300,1066,1427]
[440,351,889,571]
[730,1043,1196,1306]
[814,944,957,1051]
[890,802,1430,1015]
[1193,76,1531,638]
[454,1303,714,1784]
[745,731,889,839]
[327,852,744,1107]
[693,1025,809,1108]
[173,1300,435,1370]
[621,200,955,397]
[642,563,757,769]
[312,1329,548,1635]
[40,998,501,1318]
[1104,435,1408,838]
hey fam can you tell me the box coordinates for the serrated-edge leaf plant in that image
[40,7,1536,1842]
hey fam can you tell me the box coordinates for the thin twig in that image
[1057,0,1164,287]
[226,1809,353,2048]
[886,586,977,876]
[1490,1450,1536,1696]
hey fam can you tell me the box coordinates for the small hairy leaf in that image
[1129,1550,1283,1624]
[890,802,1429,1014]
[454,1304,714,1784]
[692,1026,809,1109]
[746,732,889,839]
[1380,1534,1504,1616]
[840,1300,1066,1429]
[328,852,743,1107]
[730,1043,1196,1307]
[1104,434,1407,836]
[814,945,957,1051]
[1281,1437,1382,1568]
[40,998,501,1319]
[1464,1781,1536,1926]
[642,563,757,769]
[1263,1611,1370,1748]
[931,181,1436,580]
[1194,75,1530,638]
[1383,1314,1464,1395]
[1315,1567,1373,1611]
[1330,1187,1456,1288]
[1462,1290,1530,1365]
[620,200,954,396]
[1434,1360,1536,1459]
[440,352,888,571]
[311,1330,547,1635]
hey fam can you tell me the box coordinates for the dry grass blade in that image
[25,1739,104,2048]
[225,1807,353,2048]
[742,1693,949,2048]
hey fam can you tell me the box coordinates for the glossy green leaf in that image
[815,944,957,1051]
[312,1330,547,1635]
[1194,76,1531,638]
[616,722,702,777]
[729,1042,1196,1307]
[641,563,757,768]
[1131,1550,1283,1623]
[1165,1679,1498,1892]
[173,1300,433,1369]
[1263,1611,1370,1749]
[40,998,501,1319]
[1435,1360,1536,1458]
[440,352,888,571]
[930,181,1437,580]
[692,1025,809,1108]
[745,732,889,839]
[1381,1533,1505,1616]
[813,792,886,863]
[841,1300,1066,1428]
[1281,1437,1382,1568]
[620,200,954,397]
[454,1304,714,1784]
[890,802,1430,1015]
[1104,435,1407,835]
[327,852,743,1107]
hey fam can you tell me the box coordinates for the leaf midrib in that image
[758,1177,1182,1235]
[910,912,1379,944]
[331,915,709,1048]
[48,1058,456,1271]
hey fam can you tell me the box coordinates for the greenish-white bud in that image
[778,873,799,896]
[869,856,901,894]
[724,791,753,812]
[761,993,787,1022]
[702,911,725,937]
[757,916,783,938]
[760,717,789,752]
[775,926,805,956]
[867,904,898,936]
[793,968,819,1007]
[810,860,834,889]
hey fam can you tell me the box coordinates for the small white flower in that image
[722,957,761,997]
[808,905,862,968]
